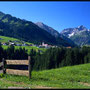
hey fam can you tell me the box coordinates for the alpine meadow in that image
[0,1,90,89]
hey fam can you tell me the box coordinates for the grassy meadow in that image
[2,45,46,54]
[0,36,20,43]
[0,63,90,89]
[0,35,46,53]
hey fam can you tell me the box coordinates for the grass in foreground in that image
[0,63,90,89]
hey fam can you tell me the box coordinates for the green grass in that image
[0,35,46,53]
[2,45,46,54]
[0,63,90,89]
[0,36,20,43]
[0,35,33,45]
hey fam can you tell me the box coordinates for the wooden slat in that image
[28,56,31,79]
[6,69,29,76]
[0,66,2,70]
[0,70,3,74]
[6,60,28,65]
[0,62,3,67]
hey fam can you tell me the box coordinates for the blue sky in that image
[0,1,90,32]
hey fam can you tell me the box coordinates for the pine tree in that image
[84,53,90,63]
[0,42,4,62]
[64,49,74,66]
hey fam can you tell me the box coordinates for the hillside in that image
[0,11,57,45]
[35,22,60,38]
[0,11,76,47]
[70,30,90,46]
[36,22,77,47]
[0,35,46,53]
[0,63,90,89]
[0,35,33,45]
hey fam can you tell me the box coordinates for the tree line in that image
[0,43,90,71]
[31,46,90,71]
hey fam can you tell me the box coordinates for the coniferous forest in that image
[0,43,90,71]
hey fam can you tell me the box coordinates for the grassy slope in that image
[0,35,35,45]
[0,36,20,43]
[2,45,46,54]
[0,35,46,53]
[0,63,90,89]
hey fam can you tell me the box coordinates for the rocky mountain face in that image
[36,22,60,38]
[60,25,90,46]
[36,22,77,47]
[0,11,76,47]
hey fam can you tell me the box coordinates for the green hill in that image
[0,63,90,89]
[0,35,46,53]
[0,11,76,47]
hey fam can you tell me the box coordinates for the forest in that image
[0,43,90,71]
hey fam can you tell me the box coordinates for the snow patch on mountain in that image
[68,32,75,38]
[60,25,88,38]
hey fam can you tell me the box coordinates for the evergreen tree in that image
[6,45,15,59]
[64,49,74,66]
[0,42,4,62]
[73,48,80,65]
[81,46,89,64]
[29,49,36,71]
[84,53,90,63]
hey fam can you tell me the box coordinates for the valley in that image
[0,2,90,89]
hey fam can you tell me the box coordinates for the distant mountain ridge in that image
[60,25,88,37]
[35,22,77,47]
[0,11,57,45]
[60,25,90,46]
[36,22,60,38]
[0,11,76,47]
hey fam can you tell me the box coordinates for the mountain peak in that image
[36,22,43,24]
[78,25,84,28]
[61,25,88,38]
[36,22,44,26]
[77,25,87,30]
[0,11,5,16]
[36,22,60,37]
[0,11,4,14]
[60,25,90,46]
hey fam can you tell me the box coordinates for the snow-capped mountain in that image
[60,25,90,46]
[61,25,88,38]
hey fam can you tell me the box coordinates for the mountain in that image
[35,22,60,38]
[0,11,76,47]
[0,11,58,45]
[60,25,90,46]
[36,22,77,47]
